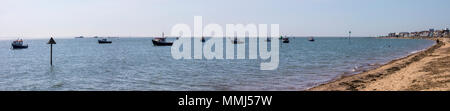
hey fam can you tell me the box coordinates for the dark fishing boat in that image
[282,38,289,43]
[98,38,112,44]
[233,38,238,44]
[308,37,315,42]
[266,37,271,42]
[152,38,173,46]
[231,37,244,44]
[11,39,28,49]
[152,33,173,46]
[201,37,206,42]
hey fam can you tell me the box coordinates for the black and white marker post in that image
[47,37,56,66]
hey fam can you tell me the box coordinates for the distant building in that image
[419,31,430,37]
[445,28,450,37]
[429,29,435,37]
[385,28,450,38]
[399,32,410,37]
[410,32,419,37]
[388,33,397,37]
[436,30,445,37]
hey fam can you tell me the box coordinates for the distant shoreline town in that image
[382,28,450,38]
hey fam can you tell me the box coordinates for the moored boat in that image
[11,39,28,49]
[231,37,244,44]
[308,37,315,42]
[266,37,271,42]
[152,39,173,46]
[282,38,290,43]
[98,38,112,44]
[152,32,173,46]
[201,37,206,42]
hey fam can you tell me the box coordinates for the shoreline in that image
[308,37,449,91]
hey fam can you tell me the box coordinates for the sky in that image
[1,0,450,39]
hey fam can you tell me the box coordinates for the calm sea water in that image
[0,37,435,91]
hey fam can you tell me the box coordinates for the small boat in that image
[11,39,28,49]
[282,38,289,43]
[266,37,271,42]
[152,32,173,46]
[75,36,84,38]
[231,37,244,44]
[201,37,206,42]
[152,38,173,46]
[201,33,206,42]
[98,38,112,44]
[233,38,238,44]
[308,37,315,42]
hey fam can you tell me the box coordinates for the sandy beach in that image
[309,37,450,91]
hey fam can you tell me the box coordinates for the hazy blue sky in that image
[1,0,450,39]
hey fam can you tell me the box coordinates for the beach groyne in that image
[309,38,450,91]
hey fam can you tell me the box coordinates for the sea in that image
[0,37,435,91]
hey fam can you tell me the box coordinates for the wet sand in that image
[309,37,450,91]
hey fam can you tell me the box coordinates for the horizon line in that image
[0,36,376,40]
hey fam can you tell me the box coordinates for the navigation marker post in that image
[47,37,56,66]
